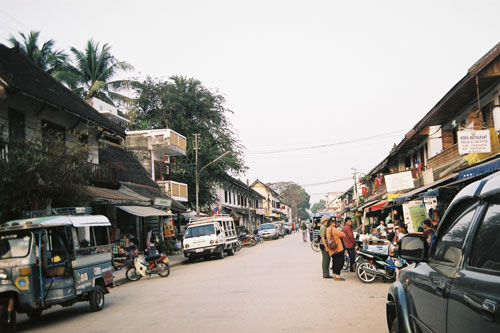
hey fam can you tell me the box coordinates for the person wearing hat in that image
[319,215,333,279]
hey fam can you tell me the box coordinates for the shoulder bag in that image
[327,227,338,251]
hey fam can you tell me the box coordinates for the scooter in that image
[356,250,406,283]
[239,233,256,247]
[126,247,170,281]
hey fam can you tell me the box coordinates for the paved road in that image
[17,232,389,332]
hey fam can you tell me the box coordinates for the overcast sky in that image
[2,0,500,204]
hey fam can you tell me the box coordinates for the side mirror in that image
[399,234,428,262]
[216,229,221,235]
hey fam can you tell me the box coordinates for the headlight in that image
[0,269,7,279]
[184,244,190,249]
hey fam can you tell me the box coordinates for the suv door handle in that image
[435,280,448,297]
[482,300,497,322]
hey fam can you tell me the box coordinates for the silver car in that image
[258,223,278,240]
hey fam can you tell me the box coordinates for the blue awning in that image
[392,173,458,205]
[459,156,500,180]
[418,188,440,199]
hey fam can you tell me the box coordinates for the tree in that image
[267,182,310,219]
[129,76,246,209]
[9,30,67,74]
[56,39,134,105]
[311,199,326,214]
[0,135,91,223]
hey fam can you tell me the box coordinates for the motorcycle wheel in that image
[126,267,142,281]
[250,239,257,247]
[157,263,170,277]
[343,253,350,271]
[356,260,377,283]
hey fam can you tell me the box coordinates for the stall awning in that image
[364,200,389,213]
[393,173,458,205]
[117,206,171,217]
[459,155,500,180]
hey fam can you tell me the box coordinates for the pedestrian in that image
[308,220,313,242]
[376,220,387,239]
[341,217,356,272]
[385,212,393,224]
[300,221,307,242]
[422,219,434,244]
[327,218,346,281]
[386,223,395,244]
[320,216,332,279]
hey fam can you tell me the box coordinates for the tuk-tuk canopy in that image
[1,215,111,231]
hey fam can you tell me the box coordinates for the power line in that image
[301,177,353,187]
[246,130,404,155]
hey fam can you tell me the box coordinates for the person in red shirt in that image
[341,217,357,272]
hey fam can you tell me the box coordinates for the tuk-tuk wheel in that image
[0,303,16,332]
[89,285,105,312]
[27,309,43,320]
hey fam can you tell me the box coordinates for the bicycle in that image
[311,239,321,252]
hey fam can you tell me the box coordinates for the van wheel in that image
[227,247,235,256]
[89,285,105,312]
[218,246,225,259]
[0,302,16,332]
[27,309,43,320]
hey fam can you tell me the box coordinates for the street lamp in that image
[196,151,230,216]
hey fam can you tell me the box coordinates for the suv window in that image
[469,202,500,272]
[430,199,478,265]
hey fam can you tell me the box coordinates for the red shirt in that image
[341,224,356,249]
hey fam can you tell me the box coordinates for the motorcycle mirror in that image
[394,259,404,269]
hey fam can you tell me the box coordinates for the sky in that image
[1,0,500,205]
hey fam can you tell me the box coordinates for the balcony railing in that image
[157,180,188,202]
[84,162,119,188]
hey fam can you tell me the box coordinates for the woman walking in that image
[327,220,346,281]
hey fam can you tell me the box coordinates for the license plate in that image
[195,248,203,253]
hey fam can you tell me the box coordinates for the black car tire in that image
[89,285,105,312]
[390,317,398,333]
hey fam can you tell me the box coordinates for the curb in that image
[112,259,186,287]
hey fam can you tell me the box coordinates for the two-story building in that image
[353,41,500,232]
[251,180,285,222]
[215,175,265,231]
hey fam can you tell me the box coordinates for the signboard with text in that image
[385,171,414,192]
[458,130,491,154]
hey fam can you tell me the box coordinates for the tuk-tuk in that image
[0,214,114,331]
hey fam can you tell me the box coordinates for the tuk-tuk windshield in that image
[0,232,32,259]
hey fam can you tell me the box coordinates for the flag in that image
[213,205,220,214]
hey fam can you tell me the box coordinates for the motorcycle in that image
[355,250,407,283]
[239,233,257,247]
[126,247,170,281]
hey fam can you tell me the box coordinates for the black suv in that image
[387,172,500,332]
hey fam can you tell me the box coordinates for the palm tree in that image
[57,39,135,105]
[9,31,67,74]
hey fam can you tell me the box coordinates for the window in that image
[224,190,228,203]
[469,202,500,272]
[431,199,478,265]
[94,226,110,246]
[8,109,25,143]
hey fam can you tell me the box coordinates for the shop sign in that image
[256,209,265,215]
[458,130,491,154]
[163,218,175,237]
[154,197,172,208]
[385,171,414,192]
[388,193,400,202]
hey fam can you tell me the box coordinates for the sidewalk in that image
[112,252,186,287]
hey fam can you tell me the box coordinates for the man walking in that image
[341,217,356,272]
[300,221,307,242]
[320,216,332,278]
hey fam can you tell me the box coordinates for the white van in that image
[183,214,238,261]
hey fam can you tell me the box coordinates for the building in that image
[250,180,285,221]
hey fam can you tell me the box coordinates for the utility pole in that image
[352,168,359,206]
[247,179,252,231]
[194,134,199,217]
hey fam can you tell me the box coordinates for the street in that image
[17,232,389,333]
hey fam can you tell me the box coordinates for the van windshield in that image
[185,225,215,238]
[0,232,31,259]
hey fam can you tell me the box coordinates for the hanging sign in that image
[458,130,491,154]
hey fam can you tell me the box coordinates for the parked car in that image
[258,223,278,240]
[283,222,292,234]
[274,222,285,238]
[387,171,500,333]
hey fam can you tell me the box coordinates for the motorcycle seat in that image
[146,254,162,261]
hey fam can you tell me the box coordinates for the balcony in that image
[157,180,188,202]
[85,162,119,188]
[125,129,187,157]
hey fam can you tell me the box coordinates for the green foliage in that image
[128,76,246,210]
[9,30,68,75]
[311,199,326,214]
[268,182,310,219]
[55,39,135,105]
[0,135,91,222]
